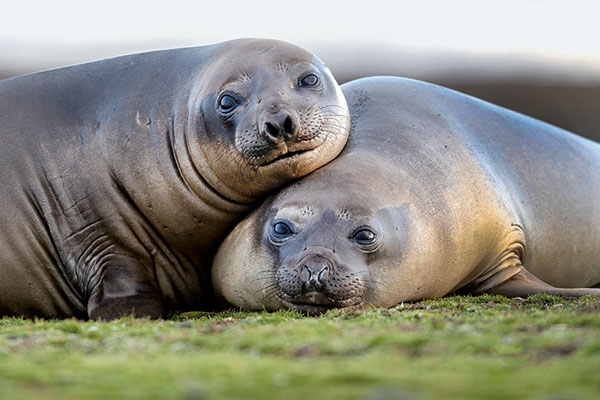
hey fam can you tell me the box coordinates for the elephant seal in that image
[0,39,350,319]
[212,76,600,314]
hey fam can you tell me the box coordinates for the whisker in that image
[251,282,280,298]
[360,279,390,290]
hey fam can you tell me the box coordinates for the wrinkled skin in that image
[0,39,350,319]
[212,77,600,314]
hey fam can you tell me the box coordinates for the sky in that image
[1,0,599,81]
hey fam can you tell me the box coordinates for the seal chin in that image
[278,293,363,316]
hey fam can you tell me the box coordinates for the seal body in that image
[212,77,600,313]
[0,39,350,319]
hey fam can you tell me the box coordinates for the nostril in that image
[303,265,315,277]
[317,266,329,282]
[264,122,280,138]
[283,115,294,136]
[301,265,312,281]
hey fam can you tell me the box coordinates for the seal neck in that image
[171,107,255,209]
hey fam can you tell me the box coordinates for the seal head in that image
[212,159,430,314]
[185,39,350,203]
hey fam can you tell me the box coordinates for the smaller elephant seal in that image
[213,76,600,314]
[0,39,350,319]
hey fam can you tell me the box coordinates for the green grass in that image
[1,294,600,399]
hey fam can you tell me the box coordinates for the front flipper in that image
[489,267,600,297]
[463,224,600,298]
[87,256,165,320]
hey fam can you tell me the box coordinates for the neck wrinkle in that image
[174,102,253,214]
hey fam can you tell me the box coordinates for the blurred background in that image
[2,0,599,140]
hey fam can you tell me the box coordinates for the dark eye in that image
[354,229,376,245]
[299,74,319,87]
[218,94,238,113]
[272,220,294,238]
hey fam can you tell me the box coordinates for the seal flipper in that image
[489,267,600,297]
[86,257,165,320]
[458,224,525,295]
[460,224,600,297]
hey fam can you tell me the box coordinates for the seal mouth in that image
[261,147,313,166]
[280,299,337,315]
[272,148,311,162]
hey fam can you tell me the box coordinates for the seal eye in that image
[354,229,376,245]
[299,74,319,87]
[270,220,295,243]
[273,221,293,237]
[218,94,238,113]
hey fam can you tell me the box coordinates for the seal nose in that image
[300,260,330,293]
[261,110,297,145]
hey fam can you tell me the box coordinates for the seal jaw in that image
[278,295,362,316]
[275,253,367,315]
[236,102,348,168]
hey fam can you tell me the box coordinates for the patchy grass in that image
[1,294,599,399]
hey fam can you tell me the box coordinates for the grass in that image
[1,294,599,400]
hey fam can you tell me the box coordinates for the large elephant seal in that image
[213,76,600,314]
[0,39,350,319]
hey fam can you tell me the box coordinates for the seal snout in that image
[260,109,298,145]
[300,258,331,293]
[276,251,365,315]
